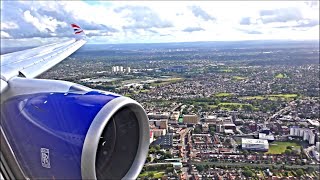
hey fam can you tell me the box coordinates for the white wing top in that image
[0,24,87,92]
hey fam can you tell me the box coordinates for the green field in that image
[232,76,246,80]
[218,102,256,111]
[240,94,298,101]
[214,92,233,97]
[267,94,298,99]
[139,171,165,178]
[240,96,265,100]
[266,141,301,155]
[150,77,184,86]
[275,73,287,78]
[219,69,233,72]
[139,89,150,93]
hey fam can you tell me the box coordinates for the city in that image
[39,40,320,179]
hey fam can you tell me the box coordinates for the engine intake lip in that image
[81,96,149,180]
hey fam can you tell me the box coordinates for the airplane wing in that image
[0,24,86,92]
[0,23,149,180]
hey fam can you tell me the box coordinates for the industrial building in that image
[241,138,269,151]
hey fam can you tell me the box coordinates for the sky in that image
[1,1,319,47]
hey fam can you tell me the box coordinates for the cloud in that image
[114,5,173,30]
[189,6,216,22]
[183,27,204,32]
[240,17,252,25]
[0,1,118,39]
[0,1,318,44]
[275,19,319,29]
[1,22,19,30]
[237,29,262,34]
[1,31,11,38]
[293,19,319,28]
[259,7,303,24]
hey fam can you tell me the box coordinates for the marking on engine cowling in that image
[41,148,51,168]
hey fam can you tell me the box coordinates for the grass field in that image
[219,69,233,72]
[150,77,184,86]
[240,94,298,101]
[218,102,256,111]
[214,92,233,97]
[275,73,287,78]
[266,141,301,155]
[232,76,246,80]
[240,96,265,100]
[267,94,298,98]
[139,171,165,178]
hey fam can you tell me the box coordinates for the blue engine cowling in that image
[0,77,150,179]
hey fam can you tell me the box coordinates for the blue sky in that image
[1,1,319,47]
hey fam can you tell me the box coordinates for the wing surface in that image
[0,24,86,81]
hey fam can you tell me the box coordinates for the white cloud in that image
[0,1,319,45]
[1,22,19,30]
[1,31,11,38]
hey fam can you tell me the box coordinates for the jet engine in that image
[0,77,149,180]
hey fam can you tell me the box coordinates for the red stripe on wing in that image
[71,24,81,28]
[75,30,84,34]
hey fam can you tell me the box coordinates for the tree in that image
[286,146,293,150]
[306,167,315,173]
[146,156,152,163]
[194,127,201,134]
[295,159,302,165]
[155,145,161,151]
[284,149,291,155]
[243,169,254,177]
[296,169,304,177]
[196,165,204,172]
[165,167,174,174]
[164,152,173,159]
[147,172,154,178]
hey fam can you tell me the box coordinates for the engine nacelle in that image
[0,77,149,179]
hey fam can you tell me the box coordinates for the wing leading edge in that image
[0,24,87,84]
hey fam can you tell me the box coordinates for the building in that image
[259,133,275,142]
[316,142,320,151]
[307,119,320,127]
[150,131,154,143]
[151,134,173,149]
[289,127,316,144]
[112,66,117,72]
[126,67,131,73]
[309,133,315,145]
[119,66,124,72]
[148,112,170,120]
[159,119,168,130]
[223,122,236,131]
[183,114,199,124]
[216,124,224,133]
[202,123,209,132]
[151,129,166,137]
[149,119,168,130]
[241,138,269,151]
